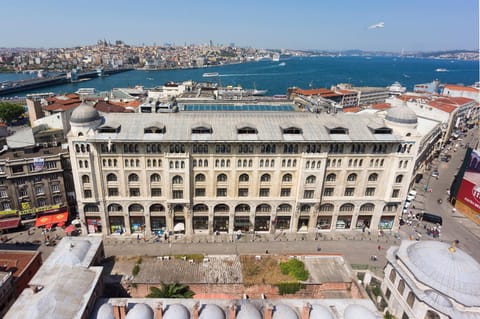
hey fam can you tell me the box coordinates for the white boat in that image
[272,53,280,62]
[278,62,286,66]
[435,68,448,72]
[202,72,219,77]
[387,82,406,95]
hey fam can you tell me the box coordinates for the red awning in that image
[64,224,76,233]
[0,217,21,230]
[35,212,68,227]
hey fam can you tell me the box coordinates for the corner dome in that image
[344,304,379,319]
[404,241,480,307]
[199,304,225,319]
[385,105,417,125]
[96,303,115,319]
[310,305,334,319]
[272,304,298,319]
[71,102,101,124]
[125,304,154,319]
[163,304,190,319]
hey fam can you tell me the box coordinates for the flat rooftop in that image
[181,104,295,111]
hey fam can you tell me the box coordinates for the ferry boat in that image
[202,72,219,77]
[272,53,280,62]
[75,88,96,95]
[387,82,406,95]
[435,68,448,72]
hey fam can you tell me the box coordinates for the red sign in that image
[457,179,480,212]
[35,212,69,227]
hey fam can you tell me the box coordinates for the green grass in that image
[279,258,309,281]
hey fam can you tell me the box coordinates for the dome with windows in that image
[71,102,101,124]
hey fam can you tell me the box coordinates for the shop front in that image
[86,216,102,233]
[0,216,21,233]
[336,215,352,230]
[275,216,291,230]
[254,216,270,232]
[129,216,145,233]
[35,209,68,228]
[379,216,395,229]
[234,216,250,232]
[151,216,166,235]
[297,216,309,232]
[173,216,185,234]
[213,216,229,232]
[356,215,372,229]
[316,216,332,230]
[193,216,209,233]
[109,216,125,234]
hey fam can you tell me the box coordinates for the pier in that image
[0,68,133,96]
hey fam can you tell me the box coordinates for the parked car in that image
[416,212,443,225]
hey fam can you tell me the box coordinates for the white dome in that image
[236,302,261,319]
[163,304,190,319]
[96,303,115,319]
[344,304,378,319]
[310,305,334,319]
[199,304,225,319]
[385,105,417,125]
[71,102,101,124]
[125,304,154,319]
[403,241,480,307]
[272,304,298,319]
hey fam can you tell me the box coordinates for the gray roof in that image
[272,304,298,319]
[199,304,225,319]
[309,304,334,319]
[163,304,190,319]
[96,303,115,319]
[344,304,381,319]
[86,112,402,143]
[236,302,262,319]
[398,240,480,307]
[125,303,154,319]
[385,106,418,124]
[71,102,101,124]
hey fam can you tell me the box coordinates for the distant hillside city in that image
[0,40,478,73]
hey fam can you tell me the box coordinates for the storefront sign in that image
[0,209,18,216]
[19,204,61,216]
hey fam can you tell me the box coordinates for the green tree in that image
[146,282,195,298]
[0,102,25,125]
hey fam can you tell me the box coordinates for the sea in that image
[0,56,478,97]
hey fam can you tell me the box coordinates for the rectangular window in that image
[216,188,227,197]
[19,189,28,197]
[129,188,140,197]
[84,189,92,198]
[303,190,314,199]
[35,186,44,195]
[280,188,291,197]
[46,161,57,169]
[51,184,60,193]
[151,188,162,197]
[323,187,334,196]
[385,288,391,300]
[0,190,7,198]
[392,189,400,198]
[344,188,355,196]
[238,188,249,197]
[259,188,270,197]
[365,187,376,196]
[2,202,11,210]
[12,165,24,174]
[172,190,183,199]
[108,188,119,197]
[195,188,205,197]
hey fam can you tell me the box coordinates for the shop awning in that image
[35,212,68,227]
[0,217,21,230]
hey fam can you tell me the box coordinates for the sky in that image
[1,0,478,52]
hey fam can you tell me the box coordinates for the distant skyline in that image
[1,0,478,51]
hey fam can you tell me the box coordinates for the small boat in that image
[202,72,219,77]
[435,68,448,72]
[278,62,286,66]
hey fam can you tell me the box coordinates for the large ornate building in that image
[68,103,418,236]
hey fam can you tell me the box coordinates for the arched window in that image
[425,310,440,319]
[150,204,165,212]
[172,175,183,184]
[326,173,336,182]
[106,173,117,182]
[300,204,311,213]
[239,174,249,182]
[195,173,206,182]
[260,173,271,182]
[306,175,316,184]
[339,203,355,212]
[128,173,139,182]
[319,204,334,212]
[128,204,143,212]
[368,173,378,182]
[235,204,250,213]
[277,204,292,212]
[395,175,403,183]
[150,173,161,182]
[82,175,90,184]
[193,204,209,213]
[108,203,123,212]
[282,173,292,182]
[360,203,375,212]
[214,204,229,213]
[389,269,396,282]
[256,204,271,213]
[347,173,357,182]
[217,174,227,182]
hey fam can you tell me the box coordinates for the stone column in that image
[185,204,193,236]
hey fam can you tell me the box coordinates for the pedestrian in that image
[136,234,140,241]
[377,245,381,251]
[265,250,269,254]
[317,246,321,252]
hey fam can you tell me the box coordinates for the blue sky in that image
[2,0,478,51]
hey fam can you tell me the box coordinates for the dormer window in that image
[192,126,212,134]
[237,127,257,134]
[97,125,121,133]
[144,126,166,134]
[282,127,302,134]
[329,127,348,134]
[373,127,392,134]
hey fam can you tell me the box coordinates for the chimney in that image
[301,303,311,319]
[229,304,237,319]
[113,303,121,319]
[264,304,273,319]
[119,302,127,319]
[155,302,163,319]
[193,302,200,319]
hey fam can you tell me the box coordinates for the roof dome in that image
[236,302,262,319]
[163,304,190,319]
[199,304,225,319]
[125,304,154,319]
[272,304,298,319]
[310,305,334,319]
[96,303,115,319]
[385,105,417,125]
[344,304,379,319]
[404,241,480,307]
[71,102,101,124]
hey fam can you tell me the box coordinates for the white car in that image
[404,200,412,209]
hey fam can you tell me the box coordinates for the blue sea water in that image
[0,56,478,96]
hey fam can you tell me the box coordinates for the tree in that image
[146,282,195,298]
[0,102,25,125]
